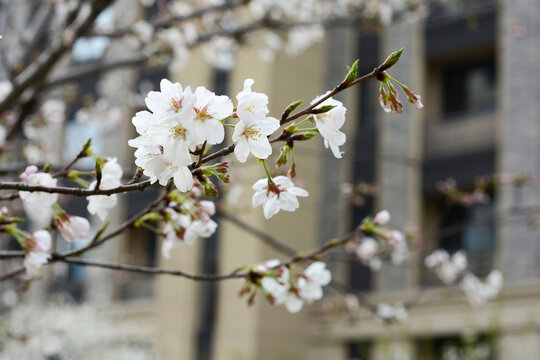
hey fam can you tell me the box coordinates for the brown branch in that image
[0,180,152,196]
[0,266,25,281]
[0,0,112,114]
[0,250,25,258]
[59,183,172,258]
[53,256,246,281]
[217,210,297,256]
[95,0,246,38]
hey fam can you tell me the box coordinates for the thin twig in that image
[0,266,24,281]
[217,210,297,256]
[54,256,247,281]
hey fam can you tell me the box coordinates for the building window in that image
[348,341,372,360]
[442,57,496,118]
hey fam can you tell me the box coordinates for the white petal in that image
[173,166,194,192]
[234,138,250,163]
[285,294,304,313]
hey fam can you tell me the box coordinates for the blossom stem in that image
[223,123,235,128]
[261,160,274,184]
[298,127,318,132]
[388,76,407,91]
[139,221,161,234]
[295,118,311,128]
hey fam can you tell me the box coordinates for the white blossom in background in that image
[258,31,283,62]
[0,303,156,359]
[132,20,154,43]
[373,209,391,225]
[87,158,123,221]
[23,230,52,277]
[19,166,58,226]
[233,79,280,163]
[285,25,325,57]
[155,27,191,71]
[41,99,66,125]
[425,249,467,285]
[75,99,125,130]
[0,80,12,103]
[202,36,237,70]
[161,197,218,259]
[257,260,332,314]
[461,270,503,307]
[376,302,408,322]
[0,125,6,148]
[311,93,347,158]
[252,176,309,219]
[355,237,382,270]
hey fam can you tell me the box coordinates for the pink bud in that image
[20,165,38,182]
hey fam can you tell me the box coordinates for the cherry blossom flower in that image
[184,219,218,245]
[19,166,58,226]
[311,93,347,158]
[130,109,194,192]
[252,176,308,219]
[232,79,280,163]
[56,215,90,242]
[145,79,194,119]
[260,263,290,304]
[297,261,332,302]
[355,237,379,264]
[87,158,123,221]
[23,230,52,277]
[182,86,232,145]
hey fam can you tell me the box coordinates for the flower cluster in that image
[378,71,423,114]
[23,230,52,277]
[425,249,503,307]
[87,157,123,221]
[437,172,533,207]
[161,188,218,259]
[232,79,280,163]
[424,249,467,285]
[241,260,332,313]
[460,270,503,308]
[130,78,283,193]
[376,302,408,322]
[348,210,410,270]
[341,181,378,207]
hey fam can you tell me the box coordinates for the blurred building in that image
[148,1,540,359]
